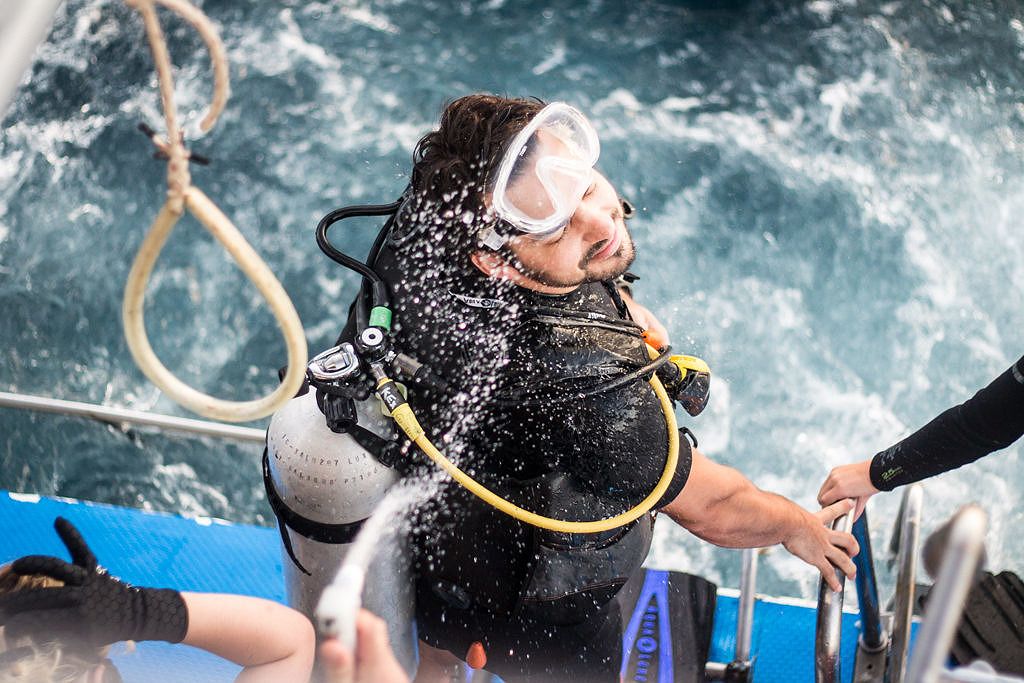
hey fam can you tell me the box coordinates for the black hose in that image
[315,201,401,310]
[497,346,675,407]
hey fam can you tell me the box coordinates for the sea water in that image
[1,0,1021,602]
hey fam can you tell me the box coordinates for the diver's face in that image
[505,171,634,291]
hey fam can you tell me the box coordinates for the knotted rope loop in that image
[122,0,307,422]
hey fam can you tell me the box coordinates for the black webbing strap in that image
[262,448,366,576]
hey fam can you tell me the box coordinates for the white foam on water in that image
[696,377,731,456]
[151,461,231,518]
[228,7,421,160]
[330,2,400,35]
[278,8,336,70]
[3,114,113,181]
[819,73,868,139]
[0,148,22,244]
[532,42,567,76]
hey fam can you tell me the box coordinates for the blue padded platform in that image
[708,589,861,683]
[1,491,871,682]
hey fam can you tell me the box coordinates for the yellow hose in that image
[385,372,679,534]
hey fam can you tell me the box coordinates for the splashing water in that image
[316,479,432,649]
[1,1,1022,603]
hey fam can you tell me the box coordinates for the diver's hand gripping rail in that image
[905,505,988,683]
[814,508,855,683]
[121,0,307,422]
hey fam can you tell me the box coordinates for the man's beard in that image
[514,233,637,289]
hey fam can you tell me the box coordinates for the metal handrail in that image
[0,390,266,443]
[815,509,855,683]
[735,548,759,663]
[905,505,987,683]
[705,547,760,681]
[852,512,887,653]
[938,665,1024,683]
[890,484,924,683]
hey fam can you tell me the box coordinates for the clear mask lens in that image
[491,103,600,238]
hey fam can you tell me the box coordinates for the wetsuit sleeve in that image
[655,430,693,508]
[869,354,1024,491]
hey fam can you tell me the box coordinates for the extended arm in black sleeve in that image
[870,355,1024,491]
[0,517,188,652]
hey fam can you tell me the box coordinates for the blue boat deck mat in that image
[1,491,870,682]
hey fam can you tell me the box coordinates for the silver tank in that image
[266,388,417,675]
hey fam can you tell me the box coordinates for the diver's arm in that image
[181,592,315,683]
[869,354,1024,490]
[819,354,1024,510]
[661,448,858,591]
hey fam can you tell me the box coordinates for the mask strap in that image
[479,217,519,250]
[621,198,635,219]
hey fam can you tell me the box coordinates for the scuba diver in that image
[273,94,861,683]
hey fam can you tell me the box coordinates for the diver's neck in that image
[517,280,580,296]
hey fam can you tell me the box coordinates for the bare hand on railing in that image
[320,610,409,683]
[782,499,859,592]
[817,460,878,521]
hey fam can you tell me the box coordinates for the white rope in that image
[121,0,307,422]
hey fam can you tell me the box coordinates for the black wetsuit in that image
[365,236,693,682]
[870,354,1024,491]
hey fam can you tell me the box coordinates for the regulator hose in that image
[375,349,679,534]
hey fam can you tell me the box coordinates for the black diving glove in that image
[0,516,189,649]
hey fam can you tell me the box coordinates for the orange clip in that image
[466,641,487,670]
[642,328,668,351]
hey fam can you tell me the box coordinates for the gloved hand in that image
[0,516,188,650]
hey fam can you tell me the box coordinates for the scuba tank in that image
[264,340,417,676]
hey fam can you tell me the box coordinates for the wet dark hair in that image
[398,95,545,271]
[411,94,545,210]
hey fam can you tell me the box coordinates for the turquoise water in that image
[1,0,1021,601]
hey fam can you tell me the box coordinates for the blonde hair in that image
[0,564,111,683]
[0,643,91,683]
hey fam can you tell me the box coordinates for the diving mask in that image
[482,102,600,249]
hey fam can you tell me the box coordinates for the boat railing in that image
[852,511,887,654]
[705,547,759,681]
[850,506,890,683]
[0,390,266,443]
[890,484,925,683]
[812,488,1019,683]
[904,505,991,683]
[814,483,925,683]
[814,508,855,683]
